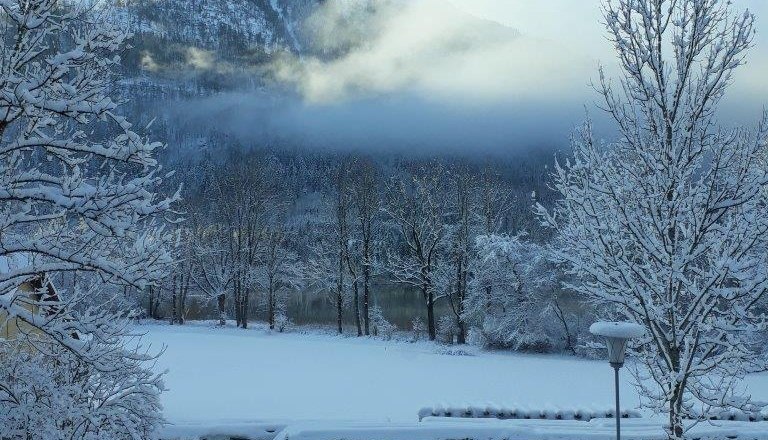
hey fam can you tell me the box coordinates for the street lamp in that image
[589,321,645,440]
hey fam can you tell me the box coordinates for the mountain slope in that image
[114,0,318,73]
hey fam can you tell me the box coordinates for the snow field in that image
[286,418,768,440]
[142,321,640,423]
[162,418,768,440]
[143,321,768,438]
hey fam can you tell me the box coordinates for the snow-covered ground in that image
[141,321,768,439]
[161,417,768,440]
[274,418,768,440]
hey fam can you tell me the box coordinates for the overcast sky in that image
[450,0,768,53]
[449,0,768,114]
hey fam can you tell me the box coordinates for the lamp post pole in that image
[589,321,645,440]
[613,362,621,440]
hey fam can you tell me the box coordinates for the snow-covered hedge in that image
[418,404,642,421]
[704,409,768,422]
[418,404,768,423]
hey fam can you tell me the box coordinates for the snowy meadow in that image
[143,321,768,424]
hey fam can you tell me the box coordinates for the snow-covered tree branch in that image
[537,1,768,438]
[383,164,450,341]
[0,1,176,437]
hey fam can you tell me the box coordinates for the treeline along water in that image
[287,285,452,329]
[181,284,451,330]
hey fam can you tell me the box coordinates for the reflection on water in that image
[180,283,454,331]
[287,284,452,329]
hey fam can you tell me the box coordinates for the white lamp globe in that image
[589,321,645,367]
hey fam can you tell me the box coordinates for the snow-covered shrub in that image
[370,306,395,339]
[0,320,164,439]
[437,316,457,344]
[437,347,474,356]
[512,333,554,353]
[464,234,564,352]
[274,310,292,333]
[466,327,487,347]
[411,317,426,342]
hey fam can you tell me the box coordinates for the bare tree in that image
[192,225,234,326]
[384,165,449,341]
[445,168,474,344]
[301,163,354,335]
[345,235,363,336]
[255,222,302,330]
[304,227,351,334]
[169,227,194,325]
[471,164,516,336]
[202,155,282,328]
[350,160,380,336]
[538,1,768,437]
[333,165,352,334]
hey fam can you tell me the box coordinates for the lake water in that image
[182,283,453,330]
[287,284,452,329]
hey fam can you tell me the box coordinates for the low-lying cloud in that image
[174,0,601,154]
[168,0,768,155]
[271,0,594,105]
[171,90,585,154]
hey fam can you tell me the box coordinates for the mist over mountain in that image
[111,0,590,159]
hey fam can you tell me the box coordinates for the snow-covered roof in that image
[589,321,645,339]
[0,253,63,304]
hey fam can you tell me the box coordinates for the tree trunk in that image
[242,288,249,329]
[170,275,177,325]
[217,293,226,326]
[336,290,343,334]
[234,278,247,329]
[457,323,466,344]
[455,258,467,344]
[150,284,160,320]
[553,300,575,355]
[363,258,371,336]
[148,286,155,320]
[233,274,243,328]
[353,280,362,336]
[337,238,345,334]
[664,343,685,439]
[179,294,186,324]
[667,357,685,440]
[180,274,189,324]
[426,286,436,341]
[668,394,684,440]
[268,281,275,330]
